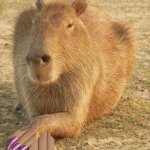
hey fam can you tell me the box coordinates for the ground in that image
[0,0,149,149]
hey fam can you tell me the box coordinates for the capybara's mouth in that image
[27,64,52,84]
[26,58,57,84]
[29,71,51,84]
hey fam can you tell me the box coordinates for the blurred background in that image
[0,0,149,149]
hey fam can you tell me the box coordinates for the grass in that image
[56,97,150,149]
[0,0,9,15]
[0,82,27,148]
[0,1,4,14]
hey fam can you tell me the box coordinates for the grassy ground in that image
[0,0,149,149]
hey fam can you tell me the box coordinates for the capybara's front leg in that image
[32,99,90,138]
[32,113,82,138]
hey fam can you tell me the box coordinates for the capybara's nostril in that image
[26,53,51,65]
[26,55,31,64]
[26,55,41,64]
[41,55,51,64]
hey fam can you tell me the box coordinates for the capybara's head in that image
[26,0,90,84]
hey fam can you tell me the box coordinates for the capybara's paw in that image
[13,102,22,112]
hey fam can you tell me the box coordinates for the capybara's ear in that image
[36,0,45,10]
[72,0,88,16]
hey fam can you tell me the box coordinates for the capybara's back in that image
[13,0,135,137]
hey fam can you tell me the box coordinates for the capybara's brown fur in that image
[13,0,135,137]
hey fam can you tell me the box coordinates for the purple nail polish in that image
[7,137,18,150]
[21,145,28,150]
[12,143,21,150]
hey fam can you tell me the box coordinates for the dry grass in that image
[0,0,149,149]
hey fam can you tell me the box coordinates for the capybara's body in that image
[13,0,135,137]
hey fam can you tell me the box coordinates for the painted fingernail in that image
[21,145,28,150]
[7,137,18,150]
[12,143,21,150]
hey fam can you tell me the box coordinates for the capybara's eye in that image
[67,19,74,29]
[68,23,74,28]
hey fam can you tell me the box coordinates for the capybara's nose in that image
[26,53,51,65]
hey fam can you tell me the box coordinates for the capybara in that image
[13,0,135,137]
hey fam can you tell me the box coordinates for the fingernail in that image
[21,145,28,150]
[12,143,21,150]
[7,137,18,150]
